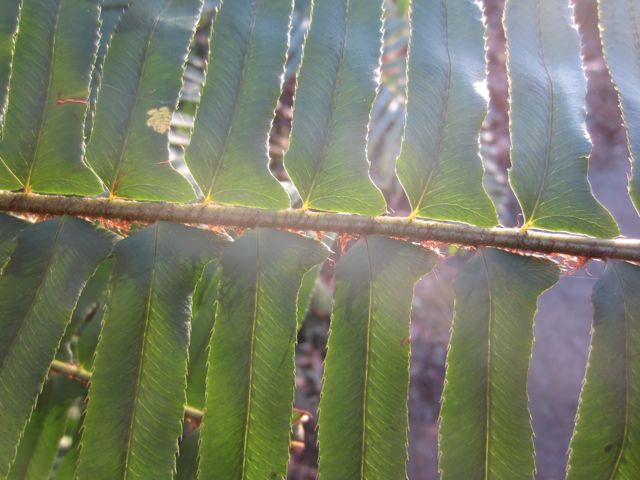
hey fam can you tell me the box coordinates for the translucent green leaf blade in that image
[0,217,115,477]
[0,213,27,267]
[7,377,84,480]
[439,249,558,479]
[85,0,200,202]
[283,0,387,215]
[54,402,84,480]
[0,214,26,242]
[0,159,19,190]
[567,261,640,479]
[0,0,21,133]
[175,429,200,480]
[296,264,320,329]
[318,236,436,479]
[186,262,220,409]
[185,0,291,209]
[396,0,497,227]
[57,259,113,368]
[599,0,640,215]
[199,228,329,479]
[77,223,227,480]
[504,0,618,238]
[85,2,129,141]
[0,0,103,195]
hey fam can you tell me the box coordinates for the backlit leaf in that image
[504,0,618,238]
[567,260,640,479]
[599,0,640,215]
[0,217,115,477]
[199,228,328,479]
[175,429,200,480]
[319,236,436,479]
[0,0,103,195]
[283,0,387,215]
[439,249,558,479]
[57,259,113,368]
[396,0,497,226]
[77,223,227,480]
[185,0,292,208]
[53,402,84,480]
[85,1,130,141]
[0,213,27,268]
[0,0,21,133]
[296,264,320,329]
[7,377,84,480]
[85,0,201,201]
[186,262,220,409]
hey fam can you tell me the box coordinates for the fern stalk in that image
[1,191,639,261]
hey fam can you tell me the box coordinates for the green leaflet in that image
[283,0,387,215]
[0,217,115,477]
[57,259,113,368]
[0,213,27,268]
[175,429,200,480]
[76,222,227,480]
[0,0,21,133]
[54,404,84,480]
[85,2,130,141]
[186,262,221,409]
[567,261,640,479]
[599,0,640,215]
[85,0,201,202]
[396,0,497,227]
[7,377,84,480]
[296,264,320,329]
[0,0,103,195]
[439,249,558,479]
[296,232,333,329]
[184,0,291,209]
[0,159,19,190]
[199,228,328,479]
[175,413,316,479]
[504,0,618,238]
[74,302,105,369]
[318,236,435,479]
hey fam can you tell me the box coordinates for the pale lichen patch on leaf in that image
[145,107,172,134]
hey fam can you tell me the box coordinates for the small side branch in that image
[48,359,311,428]
[49,360,205,424]
[2,191,640,261]
[50,359,91,383]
